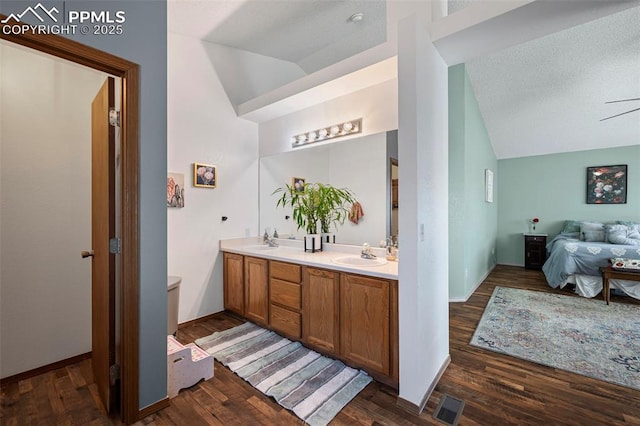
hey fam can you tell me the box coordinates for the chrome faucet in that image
[361,243,376,259]
[263,228,279,247]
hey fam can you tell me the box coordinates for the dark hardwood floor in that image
[2,265,639,425]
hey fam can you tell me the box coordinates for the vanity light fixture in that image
[291,118,362,148]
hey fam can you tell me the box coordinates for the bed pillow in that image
[580,222,605,242]
[562,220,583,234]
[618,221,640,233]
[607,224,640,246]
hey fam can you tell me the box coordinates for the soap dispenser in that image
[263,228,269,243]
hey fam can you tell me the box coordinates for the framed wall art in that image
[167,172,185,207]
[586,164,627,204]
[194,163,217,188]
[485,169,494,203]
[292,177,305,192]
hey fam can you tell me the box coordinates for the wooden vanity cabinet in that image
[223,253,244,315]
[244,256,269,326]
[340,274,392,376]
[302,267,340,354]
[223,252,399,388]
[269,261,302,339]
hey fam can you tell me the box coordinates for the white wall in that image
[207,43,306,107]
[0,43,107,378]
[258,79,398,157]
[168,33,259,323]
[397,12,450,408]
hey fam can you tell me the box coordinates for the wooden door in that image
[244,257,269,325]
[91,77,116,413]
[340,274,390,376]
[302,267,340,354]
[224,253,244,315]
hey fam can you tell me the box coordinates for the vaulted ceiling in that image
[168,1,640,159]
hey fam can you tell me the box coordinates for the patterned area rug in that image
[471,287,640,390]
[195,322,371,426]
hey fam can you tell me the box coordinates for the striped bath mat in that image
[195,322,372,426]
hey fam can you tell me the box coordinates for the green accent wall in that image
[449,65,498,301]
[497,145,640,266]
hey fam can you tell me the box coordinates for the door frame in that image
[1,20,140,424]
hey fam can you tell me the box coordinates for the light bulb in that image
[297,134,307,143]
[342,122,354,132]
[330,125,340,136]
[308,131,317,141]
[318,128,328,138]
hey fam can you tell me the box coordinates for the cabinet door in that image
[245,256,269,326]
[302,267,340,354]
[340,273,390,376]
[223,253,244,315]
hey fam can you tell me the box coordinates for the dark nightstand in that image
[523,234,548,270]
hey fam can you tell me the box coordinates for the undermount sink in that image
[331,256,388,267]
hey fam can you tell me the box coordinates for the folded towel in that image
[349,201,364,224]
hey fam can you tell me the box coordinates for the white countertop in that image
[220,237,398,280]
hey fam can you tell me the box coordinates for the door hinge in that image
[109,364,120,385]
[109,108,121,127]
[109,237,121,254]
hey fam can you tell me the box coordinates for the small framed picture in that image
[167,172,185,207]
[292,177,305,192]
[194,163,217,188]
[485,169,494,203]
[586,164,627,204]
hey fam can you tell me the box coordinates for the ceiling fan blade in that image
[600,107,640,121]
[605,98,640,104]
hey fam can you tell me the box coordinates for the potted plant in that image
[272,182,355,251]
[273,183,321,251]
[315,183,355,243]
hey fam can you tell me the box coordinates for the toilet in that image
[168,276,182,335]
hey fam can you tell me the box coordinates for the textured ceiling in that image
[168,0,386,74]
[466,5,640,159]
[168,1,639,159]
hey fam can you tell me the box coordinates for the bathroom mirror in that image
[259,130,398,246]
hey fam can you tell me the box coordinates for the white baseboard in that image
[396,355,451,415]
[449,264,496,303]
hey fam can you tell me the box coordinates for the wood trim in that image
[120,58,141,426]
[138,397,170,420]
[0,352,92,386]
[396,355,451,415]
[1,17,140,425]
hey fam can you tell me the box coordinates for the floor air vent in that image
[433,394,465,426]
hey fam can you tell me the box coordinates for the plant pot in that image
[304,234,322,252]
[322,233,335,244]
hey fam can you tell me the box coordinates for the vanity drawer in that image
[270,304,301,339]
[270,261,301,283]
[270,279,301,310]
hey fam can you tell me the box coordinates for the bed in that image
[542,222,640,301]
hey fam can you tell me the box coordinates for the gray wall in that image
[0,0,168,409]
